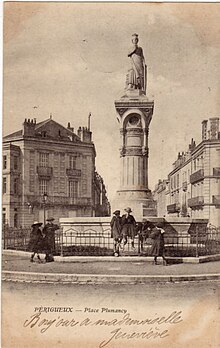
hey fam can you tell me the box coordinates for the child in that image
[110,210,122,257]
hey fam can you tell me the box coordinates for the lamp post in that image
[43,193,48,225]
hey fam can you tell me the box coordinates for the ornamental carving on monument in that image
[117,108,129,116]
[141,108,151,114]
[120,128,127,135]
[124,148,143,156]
[120,147,126,157]
[142,147,149,156]
[126,128,143,134]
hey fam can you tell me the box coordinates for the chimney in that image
[209,117,219,140]
[67,122,74,133]
[78,126,92,143]
[202,120,208,140]
[22,118,36,137]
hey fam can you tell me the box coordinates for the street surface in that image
[2,254,220,275]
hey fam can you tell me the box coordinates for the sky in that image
[3,2,220,202]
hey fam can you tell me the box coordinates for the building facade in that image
[153,179,169,217]
[153,117,220,227]
[2,117,110,227]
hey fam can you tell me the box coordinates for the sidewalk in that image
[2,251,220,284]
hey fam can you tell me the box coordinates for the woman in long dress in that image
[150,222,167,265]
[126,33,146,91]
[28,221,44,262]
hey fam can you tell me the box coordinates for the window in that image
[69,155,77,169]
[193,159,196,171]
[14,156,18,170]
[3,155,7,169]
[14,178,18,195]
[3,178,7,194]
[39,153,49,167]
[39,179,48,195]
[14,213,18,228]
[68,181,78,197]
[2,208,6,226]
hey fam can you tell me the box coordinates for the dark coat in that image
[150,227,165,256]
[28,226,44,253]
[42,223,59,254]
[110,216,121,239]
[121,214,136,238]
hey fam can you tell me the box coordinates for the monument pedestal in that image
[111,190,156,220]
[113,94,157,219]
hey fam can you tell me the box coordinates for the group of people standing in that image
[29,211,167,265]
[28,217,59,263]
[110,208,167,265]
[110,207,136,257]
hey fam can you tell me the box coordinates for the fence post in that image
[3,226,6,249]
[138,234,140,255]
[60,227,63,257]
[195,225,199,257]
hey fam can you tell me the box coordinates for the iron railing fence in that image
[2,226,62,254]
[2,227,31,251]
[139,227,220,257]
[56,228,140,256]
[2,225,220,257]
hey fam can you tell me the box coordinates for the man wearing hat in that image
[110,210,122,257]
[42,217,59,262]
[28,221,44,262]
[121,207,136,250]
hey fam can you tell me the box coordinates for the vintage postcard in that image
[2,2,220,348]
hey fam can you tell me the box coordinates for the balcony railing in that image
[66,168,81,177]
[37,166,53,179]
[50,196,91,206]
[167,203,180,213]
[27,195,92,207]
[213,167,220,176]
[190,169,204,184]
[182,181,187,191]
[188,196,204,208]
[212,195,220,206]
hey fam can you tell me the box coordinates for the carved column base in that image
[111,190,157,220]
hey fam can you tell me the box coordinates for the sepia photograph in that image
[2,2,220,347]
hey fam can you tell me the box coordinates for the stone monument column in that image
[112,34,156,219]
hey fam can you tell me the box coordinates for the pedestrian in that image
[28,221,44,263]
[42,217,59,262]
[121,207,136,250]
[110,210,122,257]
[150,222,167,265]
[139,219,154,252]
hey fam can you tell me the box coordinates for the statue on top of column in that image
[125,34,147,94]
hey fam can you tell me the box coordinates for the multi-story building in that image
[154,117,220,226]
[2,117,110,227]
[153,179,169,217]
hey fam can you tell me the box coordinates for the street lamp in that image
[43,193,48,225]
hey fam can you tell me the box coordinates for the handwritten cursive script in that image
[23,310,183,347]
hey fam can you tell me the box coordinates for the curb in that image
[3,250,220,264]
[2,270,220,284]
